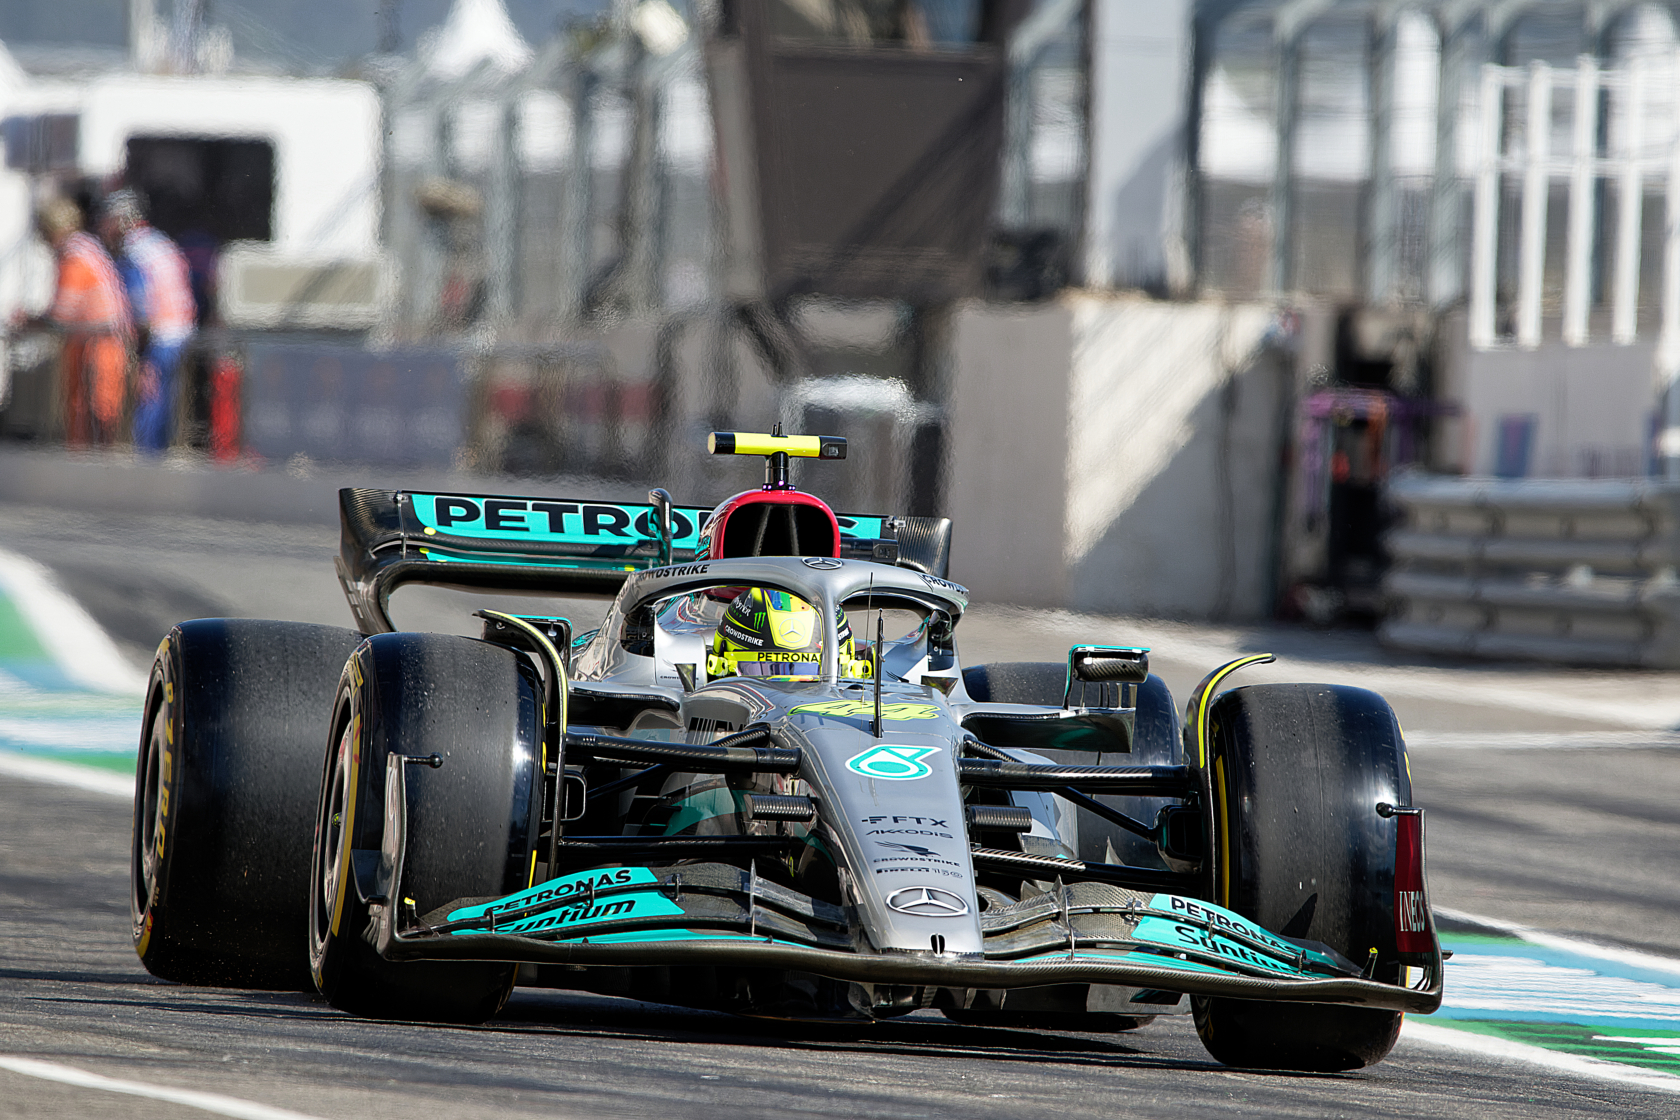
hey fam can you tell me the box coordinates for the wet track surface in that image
[4,501,1680,1115]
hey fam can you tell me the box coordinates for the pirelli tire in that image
[131,619,363,989]
[309,632,541,1024]
[1193,683,1412,1072]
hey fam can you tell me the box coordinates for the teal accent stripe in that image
[1426,929,1680,1075]
[0,585,143,772]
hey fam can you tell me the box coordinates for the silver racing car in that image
[130,430,1441,1072]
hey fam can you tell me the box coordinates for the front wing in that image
[371,860,1443,1014]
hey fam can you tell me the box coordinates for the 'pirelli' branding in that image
[869,839,965,880]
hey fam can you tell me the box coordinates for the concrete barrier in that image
[1380,473,1680,667]
[945,292,1286,618]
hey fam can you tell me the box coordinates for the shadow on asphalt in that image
[479,989,1359,1080]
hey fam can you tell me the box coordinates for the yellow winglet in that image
[1189,653,1276,770]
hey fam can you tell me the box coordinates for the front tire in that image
[131,619,362,989]
[1192,683,1411,1071]
[308,633,540,1023]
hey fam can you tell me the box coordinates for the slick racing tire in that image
[309,633,541,1024]
[1192,683,1411,1072]
[961,661,1179,867]
[131,619,362,989]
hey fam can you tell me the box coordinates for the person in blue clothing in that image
[99,190,197,452]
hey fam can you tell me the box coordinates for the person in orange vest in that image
[14,198,131,445]
[100,189,196,453]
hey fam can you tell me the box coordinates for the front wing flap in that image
[371,861,1442,1013]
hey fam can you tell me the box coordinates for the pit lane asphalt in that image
[4,771,1678,1120]
[5,500,1680,1116]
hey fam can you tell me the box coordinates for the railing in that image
[1468,54,1680,354]
[1381,472,1680,667]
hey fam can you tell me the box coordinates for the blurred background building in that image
[3,0,1678,634]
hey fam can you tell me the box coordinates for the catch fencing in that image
[1381,472,1680,667]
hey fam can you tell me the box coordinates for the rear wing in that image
[336,487,953,634]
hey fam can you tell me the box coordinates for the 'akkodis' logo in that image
[845,744,938,781]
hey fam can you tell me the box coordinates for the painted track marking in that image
[1435,906,1680,978]
[1405,730,1680,750]
[1401,1021,1680,1093]
[0,547,145,780]
[1405,908,1680,1087]
[0,749,132,797]
[0,548,146,693]
[0,1056,332,1120]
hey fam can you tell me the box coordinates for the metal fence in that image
[1381,471,1680,667]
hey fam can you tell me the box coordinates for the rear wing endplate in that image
[336,488,952,634]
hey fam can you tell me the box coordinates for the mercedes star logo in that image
[801,557,843,569]
[886,885,970,918]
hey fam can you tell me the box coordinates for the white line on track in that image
[1400,1021,1680,1093]
[1405,730,1680,750]
[1003,607,1680,730]
[0,547,147,694]
[0,1056,332,1120]
[1435,906,1680,978]
[0,749,132,798]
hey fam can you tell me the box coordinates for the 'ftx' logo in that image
[861,815,948,828]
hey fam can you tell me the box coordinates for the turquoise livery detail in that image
[445,867,683,938]
[845,744,939,781]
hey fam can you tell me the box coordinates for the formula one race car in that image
[130,430,1441,1072]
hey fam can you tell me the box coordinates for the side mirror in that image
[648,487,674,566]
[1064,645,1149,707]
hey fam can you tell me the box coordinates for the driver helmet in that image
[707,587,870,680]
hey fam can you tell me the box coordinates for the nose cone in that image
[786,706,984,957]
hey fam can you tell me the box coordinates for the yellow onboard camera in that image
[707,431,847,460]
[709,428,846,488]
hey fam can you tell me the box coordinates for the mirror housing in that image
[1064,645,1149,707]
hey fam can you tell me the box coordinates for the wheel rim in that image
[310,714,355,959]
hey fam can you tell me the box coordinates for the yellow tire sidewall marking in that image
[138,649,174,957]
[329,706,361,940]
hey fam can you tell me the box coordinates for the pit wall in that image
[945,292,1284,618]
